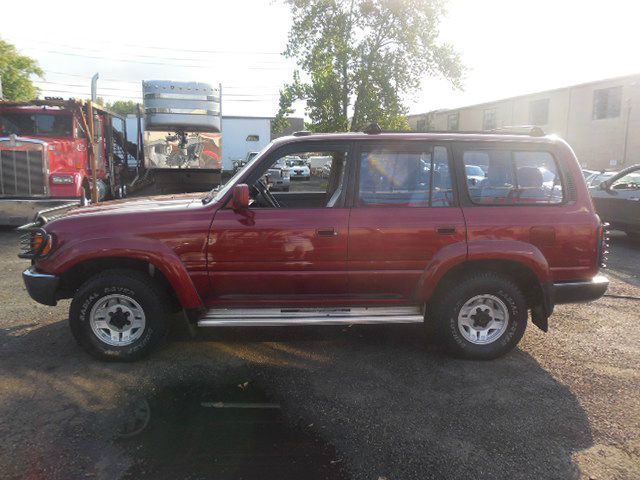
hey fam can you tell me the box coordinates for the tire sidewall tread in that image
[69,269,169,362]
[435,272,528,360]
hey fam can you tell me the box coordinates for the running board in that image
[198,306,424,327]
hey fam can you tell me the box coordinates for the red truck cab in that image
[19,128,608,361]
[0,99,127,225]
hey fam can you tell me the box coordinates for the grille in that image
[17,226,49,259]
[267,167,283,179]
[0,145,46,196]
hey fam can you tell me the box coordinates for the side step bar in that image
[198,306,424,327]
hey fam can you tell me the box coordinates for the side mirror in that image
[600,180,612,191]
[232,184,249,210]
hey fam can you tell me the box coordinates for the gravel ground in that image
[0,229,638,480]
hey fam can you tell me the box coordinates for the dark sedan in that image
[590,164,640,240]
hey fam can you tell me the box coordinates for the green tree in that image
[0,38,43,101]
[274,0,462,133]
[105,100,139,116]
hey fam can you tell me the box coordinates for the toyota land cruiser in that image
[19,128,609,361]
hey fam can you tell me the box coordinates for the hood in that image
[59,192,206,219]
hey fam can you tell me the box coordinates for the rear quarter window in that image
[463,149,563,205]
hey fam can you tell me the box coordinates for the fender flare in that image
[48,236,203,309]
[416,239,552,302]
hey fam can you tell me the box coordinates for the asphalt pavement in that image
[0,229,638,480]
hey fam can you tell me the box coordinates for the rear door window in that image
[357,145,454,207]
[463,149,563,205]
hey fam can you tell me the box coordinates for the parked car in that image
[308,155,333,174]
[20,129,608,362]
[266,158,291,191]
[233,151,260,173]
[586,170,617,188]
[590,164,640,240]
[287,157,311,180]
[465,164,486,185]
[320,160,332,178]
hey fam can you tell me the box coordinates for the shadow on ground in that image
[0,319,592,480]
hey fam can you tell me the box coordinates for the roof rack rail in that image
[490,125,545,137]
[292,130,312,137]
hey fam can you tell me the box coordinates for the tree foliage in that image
[0,38,43,101]
[95,98,139,116]
[106,100,139,116]
[274,0,462,133]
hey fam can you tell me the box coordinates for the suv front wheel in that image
[69,270,169,361]
[433,272,528,360]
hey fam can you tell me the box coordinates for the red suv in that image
[19,129,609,361]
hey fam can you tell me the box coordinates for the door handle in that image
[316,228,338,237]
[436,226,457,235]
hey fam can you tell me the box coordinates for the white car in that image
[465,164,486,186]
[287,157,311,180]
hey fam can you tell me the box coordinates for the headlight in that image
[51,175,74,185]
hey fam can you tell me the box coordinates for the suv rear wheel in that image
[433,272,527,360]
[69,269,169,361]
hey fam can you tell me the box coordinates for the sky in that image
[2,0,640,118]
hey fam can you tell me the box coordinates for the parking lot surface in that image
[0,229,638,480]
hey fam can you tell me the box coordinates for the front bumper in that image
[22,267,60,306]
[553,275,609,304]
[0,197,79,226]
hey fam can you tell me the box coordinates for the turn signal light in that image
[33,233,52,256]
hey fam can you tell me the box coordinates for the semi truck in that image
[141,80,222,193]
[0,99,141,225]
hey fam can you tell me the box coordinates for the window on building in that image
[482,109,497,130]
[529,98,549,125]
[463,149,563,205]
[447,112,459,131]
[246,134,260,141]
[593,86,622,119]
[415,119,427,132]
[357,146,454,207]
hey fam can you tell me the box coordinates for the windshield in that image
[0,112,73,137]
[589,172,616,186]
[205,142,273,203]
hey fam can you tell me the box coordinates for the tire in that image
[69,269,170,361]
[433,272,527,360]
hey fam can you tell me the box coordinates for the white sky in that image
[3,0,640,118]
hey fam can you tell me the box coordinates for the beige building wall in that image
[413,74,640,170]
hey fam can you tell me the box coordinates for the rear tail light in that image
[598,223,610,268]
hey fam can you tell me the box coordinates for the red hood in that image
[60,192,207,219]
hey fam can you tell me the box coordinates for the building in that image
[408,73,640,170]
